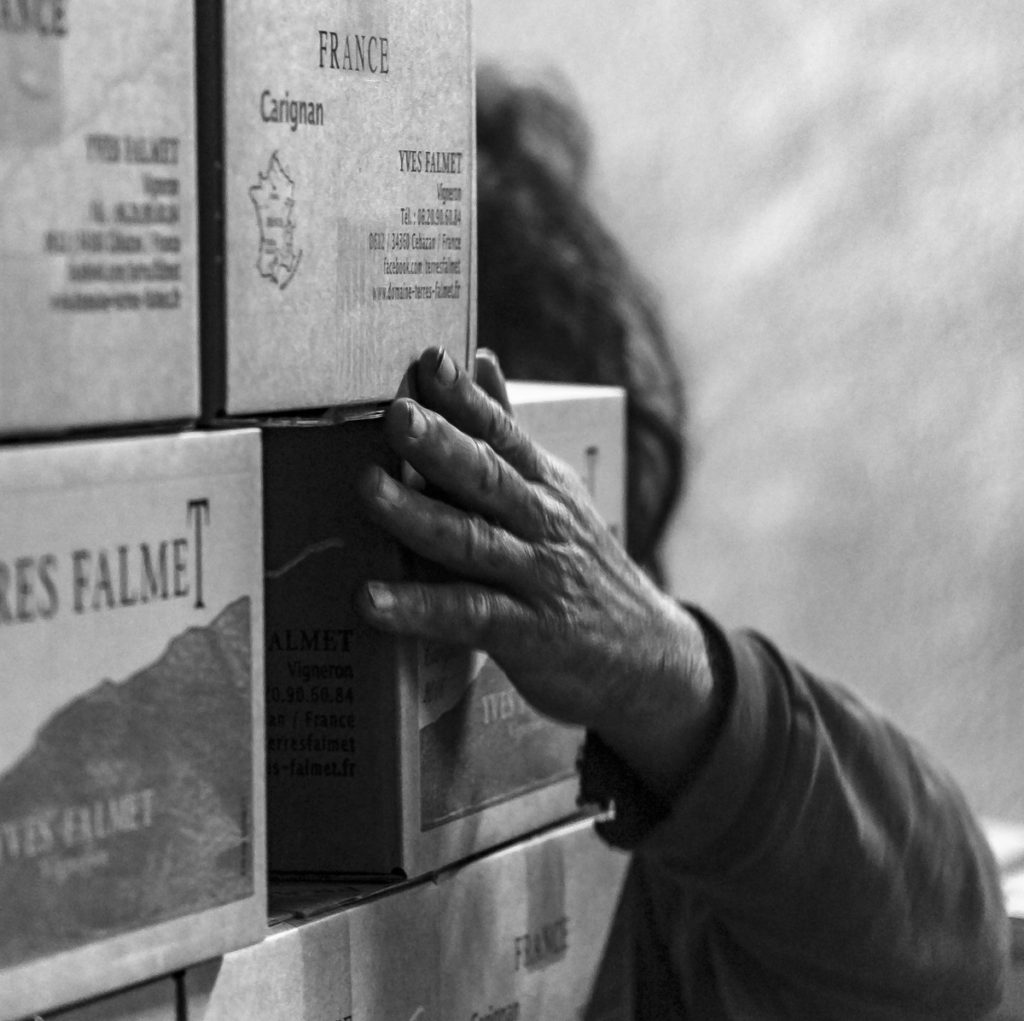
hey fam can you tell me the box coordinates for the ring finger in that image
[360,464,539,592]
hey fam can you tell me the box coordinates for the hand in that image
[357,347,719,799]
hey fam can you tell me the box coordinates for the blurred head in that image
[476,64,688,583]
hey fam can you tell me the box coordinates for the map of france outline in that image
[249,151,303,289]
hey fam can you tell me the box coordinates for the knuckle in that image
[545,455,582,494]
[471,438,503,497]
[485,405,537,467]
[463,588,494,631]
[408,584,432,619]
[551,543,583,591]
[536,491,574,538]
[457,514,482,566]
[524,542,549,586]
[483,401,514,446]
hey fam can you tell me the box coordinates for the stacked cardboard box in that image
[0,0,199,437]
[263,383,625,878]
[0,0,637,1015]
[0,5,270,1019]
[185,878,441,1020]
[184,816,631,1021]
[184,910,357,1021]
[435,814,633,1020]
[196,0,476,416]
[0,432,266,1019]
[983,819,1024,1020]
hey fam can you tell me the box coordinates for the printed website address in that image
[371,281,462,301]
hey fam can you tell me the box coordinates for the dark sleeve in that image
[578,607,1009,1020]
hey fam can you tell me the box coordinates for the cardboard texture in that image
[185,913,352,1021]
[347,880,439,1020]
[436,816,633,1020]
[0,431,265,1021]
[984,818,1024,876]
[198,0,476,417]
[185,879,439,1021]
[0,0,198,436]
[38,979,176,1021]
[981,819,1024,1020]
[263,385,624,878]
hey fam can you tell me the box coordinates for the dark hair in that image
[476,65,688,583]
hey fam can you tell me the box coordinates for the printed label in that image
[223,0,472,411]
[419,648,578,830]
[0,0,198,431]
[0,436,259,966]
[262,421,403,872]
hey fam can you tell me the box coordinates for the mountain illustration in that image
[419,656,579,829]
[0,597,254,967]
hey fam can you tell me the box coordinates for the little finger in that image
[358,578,535,658]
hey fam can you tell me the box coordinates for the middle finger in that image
[384,397,555,540]
[360,464,539,592]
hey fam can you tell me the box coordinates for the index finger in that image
[474,348,511,412]
[411,347,547,482]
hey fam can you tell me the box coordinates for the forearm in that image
[629,623,1008,1018]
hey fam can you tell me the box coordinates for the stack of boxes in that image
[0,4,264,1016]
[0,3,630,1019]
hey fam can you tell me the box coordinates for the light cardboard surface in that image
[348,880,439,1020]
[0,0,198,435]
[187,876,440,1021]
[0,430,265,1020]
[206,0,475,415]
[437,816,632,1020]
[185,913,352,1021]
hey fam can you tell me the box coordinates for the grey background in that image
[477,0,1024,821]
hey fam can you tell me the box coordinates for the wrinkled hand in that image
[357,347,718,798]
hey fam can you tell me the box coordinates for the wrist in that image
[593,599,723,802]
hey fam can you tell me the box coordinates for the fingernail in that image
[434,348,457,386]
[375,470,401,504]
[407,402,427,438]
[366,582,396,613]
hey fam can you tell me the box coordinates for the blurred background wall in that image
[476,0,1024,820]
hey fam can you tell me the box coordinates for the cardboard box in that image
[504,382,627,550]
[0,430,265,1020]
[348,878,440,1020]
[264,383,625,877]
[33,979,176,1021]
[984,818,1024,876]
[436,816,633,1021]
[185,879,438,1021]
[0,0,198,437]
[981,818,1024,1020]
[185,915,352,1021]
[197,0,475,417]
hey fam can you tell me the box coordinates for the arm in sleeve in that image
[580,607,1009,1020]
